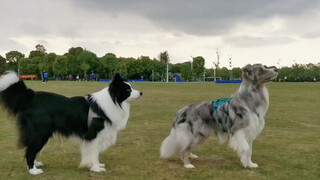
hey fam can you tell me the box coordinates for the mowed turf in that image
[0,81,319,180]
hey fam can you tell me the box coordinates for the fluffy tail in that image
[0,71,32,115]
[160,129,178,158]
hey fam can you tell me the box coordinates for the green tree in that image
[26,44,49,78]
[35,44,46,52]
[29,49,46,59]
[159,51,169,82]
[170,63,183,76]
[78,50,100,78]
[18,58,39,74]
[180,62,193,81]
[232,67,242,79]
[192,56,205,79]
[65,47,84,78]
[5,50,25,71]
[0,55,7,73]
[126,58,144,79]
[53,56,68,76]
[217,67,230,80]
[45,53,57,76]
[101,53,118,78]
[138,56,155,80]
[67,47,84,56]
[116,60,128,77]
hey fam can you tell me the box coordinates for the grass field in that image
[0,81,319,180]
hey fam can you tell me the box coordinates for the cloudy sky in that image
[0,0,319,68]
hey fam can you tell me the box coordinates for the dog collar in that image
[212,98,232,132]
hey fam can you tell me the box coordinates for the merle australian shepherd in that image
[160,64,278,169]
[0,72,142,175]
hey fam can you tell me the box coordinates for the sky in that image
[0,0,319,68]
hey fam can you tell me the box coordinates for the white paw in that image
[99,163,105,168]
[190,153,199,159]
[247,162,259,168]
[184,164,195,169]
[90,165,106,172]
[34,160,43,167]
[28,166,44,175]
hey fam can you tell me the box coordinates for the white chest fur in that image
[91,88,130,131]
[248,86,269,140]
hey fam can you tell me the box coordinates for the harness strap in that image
[85,95,95,127]
[212,98,232,132]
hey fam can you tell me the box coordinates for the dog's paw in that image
[90,165,106,172]
[34,160,43,167]
[184,164,195,169]
[99,163,105,168]
[248,162,258,168]
[190,153,199,159]
[28,166,44,175]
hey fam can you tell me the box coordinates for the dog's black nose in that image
[140,92,143,96]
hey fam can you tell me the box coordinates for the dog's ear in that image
[243,64,253,74]
[110,73,123,86]
[242,64,253,78]
[114,73,122,81]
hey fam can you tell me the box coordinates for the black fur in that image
[0,73,127,170]
[83,95,113,141]
[87,94,112,125]
[108,74,131,108]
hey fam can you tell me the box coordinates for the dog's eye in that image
[126,89,132,92]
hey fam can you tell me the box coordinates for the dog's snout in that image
[140,92,143,96]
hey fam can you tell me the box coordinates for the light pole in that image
[213,49,220,82]
[229,55,232,80]
[190,56,193,81]
[166,62,168,83]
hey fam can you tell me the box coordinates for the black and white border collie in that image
[0,72,142,175]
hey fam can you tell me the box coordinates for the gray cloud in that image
[302,31,320,39]
[0,38,28,54]
[19,23,48,36]
[1,0,320,67]
[224,35,295,48]
[1,0,319,39]
[73,0,320,36]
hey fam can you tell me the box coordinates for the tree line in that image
[0,44,319,82]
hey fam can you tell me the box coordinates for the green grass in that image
[0,81,319,180]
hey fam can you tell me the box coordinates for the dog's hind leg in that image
[34,146,46,168]
[26,135,50,175]
[181,149,195,168]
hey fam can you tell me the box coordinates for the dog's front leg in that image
[80,140,106,172]
[245,141,258,168]
[229,130,258,168]
[90,150,106,172]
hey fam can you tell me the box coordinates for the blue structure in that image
[99,79,111,82]
[215,80,242,84]
[99,79,145,82]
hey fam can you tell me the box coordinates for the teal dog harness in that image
[212,98,232,132]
